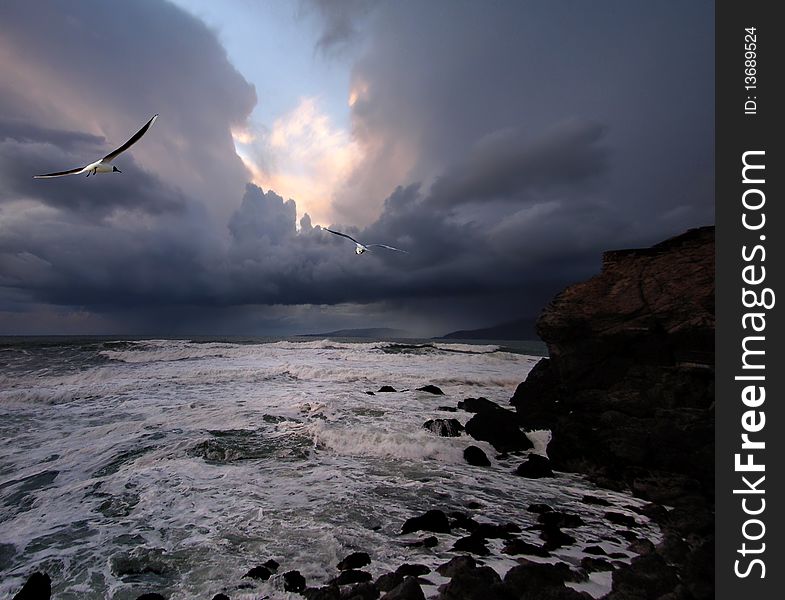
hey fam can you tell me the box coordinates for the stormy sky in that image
[0,0,714,336]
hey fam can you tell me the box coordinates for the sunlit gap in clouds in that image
[231,97,362,228]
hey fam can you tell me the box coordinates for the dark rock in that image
[540,526,576,550]
[449,512,479,532]
[472,522,518,539]
[436,555,476,578]
[538,511,584,529]
[582,545,606,556]
[463,446,490,466]
[580,494,612,506]
[423,419,464,437]
[12,572,51,600]
[365,391,376,395]
[604,512,638,528]
[343,582,379,600]
[501,539,550,557]
[465,501,482,510]
[401,510,450,534]
[607,552,628,559]
[136,595,165,600]
[438,565,511,600]
[416,385,444,395]
[376,573,401,593]
[609,553,679,599]
[465,410,532,452]
[509,227,715,600]
[627,538,655,555]
[243,565,273,580]
[395,564,430,577]
[514,454,554,478]
[581,557,614,572]
[405,535,438,548]
[332,570,373,586]
[338,552,372,570]
[304,585,341,600]
[284,570,307,593]
[438,406,458,412]
[452,534,489,555]
[503,560,577,594]
[377,386,397,393]
[381,577,425,600]
[527,503,553,514]
[263,558,280,572]
[211,595,230,600]
[456,397,504,413]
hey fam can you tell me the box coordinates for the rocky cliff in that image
[512,226,715,599]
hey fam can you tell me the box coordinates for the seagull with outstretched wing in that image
[33,114,159,179]
[325,228,408,255]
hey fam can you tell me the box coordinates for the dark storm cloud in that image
[0,0,714,335]
[428,119,609,208]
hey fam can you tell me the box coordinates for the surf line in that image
[733,149,771,580]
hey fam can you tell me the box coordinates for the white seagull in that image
[325,228,408,255]
[33,114,159,179]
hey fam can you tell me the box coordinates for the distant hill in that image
[302,327,413,339]
[438,317,538,341]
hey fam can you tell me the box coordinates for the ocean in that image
[0,337,659,599]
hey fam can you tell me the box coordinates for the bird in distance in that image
[325,228,408,255]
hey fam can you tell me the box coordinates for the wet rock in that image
[423,419,464,437]
[243,565,273,580]
[451,534,489,556]
[395,564,430,577]
[401,510,450,534]
[449,512,479,532]
[581,494,612,506]
[438,565,510,600]
[377,386,397,393]
[13,572,51,600]
[463,446,490,467]
[514,454,554,478]
[405,536,438,548]
[381,577,425,600]
[472,522,518,539]
[263,558,280,572]
[438,406,458,412]
[338,552,372,571]
[366,391,376,396]
[627,538,655,555]
[540,526,576,550]
[416,385,444,395]
[582,545,606,556]
[436,555,476,578]
[211,595,230,600]
[604,512,638,528]
[304,585,341,600]
[332,570,373,586]
[284,570,307,593]
[581,557,614,572]
[457,397,504,413]
[538,511,585,529]
[136,595,165,600]
[608,553,678,599]
[343,582,380,600]
[501,539,550,557]
[503,560,578,595]
[112,548,172,578]
[465,410,532,452]
[526,503,553,514]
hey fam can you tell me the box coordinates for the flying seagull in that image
[325,228,407,255]
[33,114,159,178]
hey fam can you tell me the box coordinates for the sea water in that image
[0,337,658,598]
